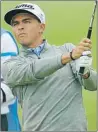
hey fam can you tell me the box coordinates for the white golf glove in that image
[75,51,92,75]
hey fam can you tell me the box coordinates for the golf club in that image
[79,0,97,74]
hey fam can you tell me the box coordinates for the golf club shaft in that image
[87,27,92,39]
[79,1,97,74]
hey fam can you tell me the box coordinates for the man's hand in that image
[71,38,92,59]
[75,55,92,76]
[61,38,92,65]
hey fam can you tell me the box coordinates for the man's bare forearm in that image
[61,53,72,65]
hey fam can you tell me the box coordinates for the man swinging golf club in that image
[2,3,97,131]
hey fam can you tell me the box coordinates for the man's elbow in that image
[2,75,16,88]
[84,84,97,91]
[2,68,17,87]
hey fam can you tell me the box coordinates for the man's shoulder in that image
[52,42,75,52]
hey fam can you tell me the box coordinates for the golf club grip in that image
[79,67,85,74]
[79,27,92,74]
[87,27,92,39]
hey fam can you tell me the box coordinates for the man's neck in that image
[29,37,44,48]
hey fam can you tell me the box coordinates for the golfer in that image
[2,3,97,131]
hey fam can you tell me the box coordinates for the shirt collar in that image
[27,41,45,53]
[20,39,51,54]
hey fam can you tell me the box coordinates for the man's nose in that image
[18,22,24,30]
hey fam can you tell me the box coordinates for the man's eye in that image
[12,23,18,26]
[24,20,31,23]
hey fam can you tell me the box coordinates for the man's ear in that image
[39,23,45,33]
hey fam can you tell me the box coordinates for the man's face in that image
[11,13,45,47]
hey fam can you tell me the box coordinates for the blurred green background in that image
[1,1,97,131]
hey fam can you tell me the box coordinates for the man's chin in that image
[19,41,28,46]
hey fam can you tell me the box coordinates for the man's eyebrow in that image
[11,18,32,25]
[22,18,32,21]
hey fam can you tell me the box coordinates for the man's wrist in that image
[70,51,75,60]
[61,53,73,65]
